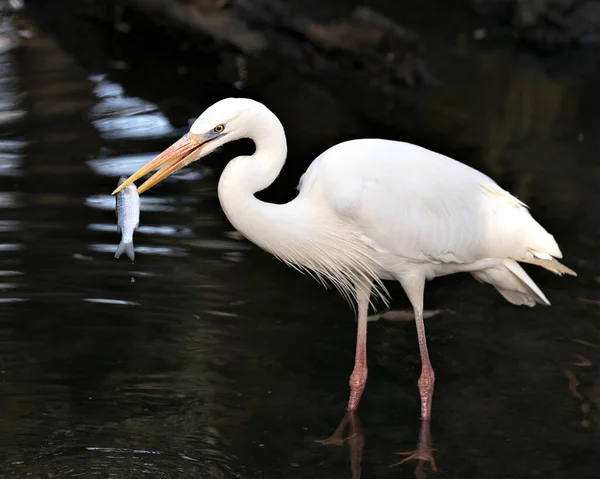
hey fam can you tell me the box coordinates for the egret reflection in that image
[317,413,436,479]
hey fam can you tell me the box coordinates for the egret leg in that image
[400,277,435,421]
[347,280,372,412]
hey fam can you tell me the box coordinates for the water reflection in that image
[0,151,22,176]
[83,298,140,306]
[0,13,239,478]
[0,270,23,276]
[0,191,21,207]
[89,76,177,140]
[88,222,194,237]
[0,243,22,251]
[0,268,24,304]
[0,297,26,303]
[0,139,24,177]
[88,243,188,257]
[0,30,25,125]
[0,16,25,306]
[0,220,20,231]
[0,138,25,150]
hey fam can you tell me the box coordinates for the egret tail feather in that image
[519,257,576,276]
[471,260,550,307]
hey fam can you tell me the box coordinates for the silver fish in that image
[115,176,140,261]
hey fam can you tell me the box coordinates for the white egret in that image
[113,98,576,420]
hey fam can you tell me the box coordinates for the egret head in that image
[112,98,265,195]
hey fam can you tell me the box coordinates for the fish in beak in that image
[111,131,220,195]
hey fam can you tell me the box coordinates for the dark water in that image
[1,4,600,479]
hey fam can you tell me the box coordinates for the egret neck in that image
[216,108,297,255]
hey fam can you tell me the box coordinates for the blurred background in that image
[0,0,599,477]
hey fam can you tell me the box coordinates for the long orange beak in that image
[111,132,214,195]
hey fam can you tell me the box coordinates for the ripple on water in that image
[4,444,238,478]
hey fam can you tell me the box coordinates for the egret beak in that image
[111,132,220,195]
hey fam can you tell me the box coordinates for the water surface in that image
[0,5,599,479]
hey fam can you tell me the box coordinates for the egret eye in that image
[213,124,225,133]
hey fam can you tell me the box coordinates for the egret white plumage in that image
[113,98,576,420]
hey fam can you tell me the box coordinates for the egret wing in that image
[301,139,558,265]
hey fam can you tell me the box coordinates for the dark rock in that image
[119,0,437,87]
[473,0,600,49]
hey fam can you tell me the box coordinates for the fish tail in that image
[115,240,135,262]
[125,241,135,262]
